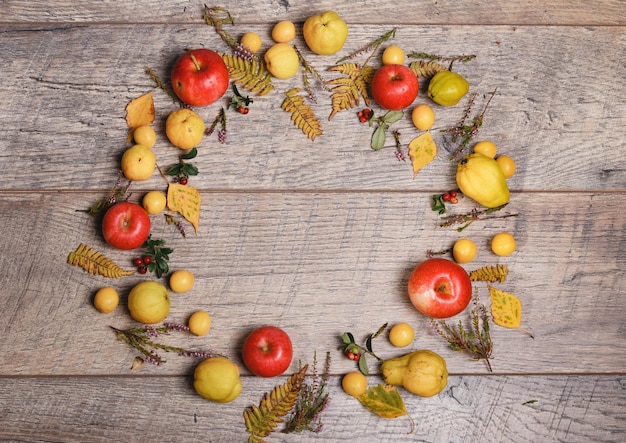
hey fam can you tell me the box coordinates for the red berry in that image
[133,257,143,267]
[179,177,188,185]
[137,266,147,275]
[363,108,372,118]
[450,197,459,204]
[357,110,364,118]
[242,107,249,114]
[442,193,451,202]
[359,116,368,123]
[142,256,152,265]
[353,353,360,361]
[237,106,246,114]
[450,190,458,198]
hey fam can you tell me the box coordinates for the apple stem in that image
[189,53,201,72]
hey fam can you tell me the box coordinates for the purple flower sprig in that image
[111,323,224,366]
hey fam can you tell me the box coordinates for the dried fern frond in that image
[326,63,374,120]
[219,53,274,95]
[470,264,509,283]
[281,88,323,141]
[244,365,308,443]
[409,60,448,78]
[67,243,134,278]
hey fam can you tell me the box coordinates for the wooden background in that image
[0,1,624,441]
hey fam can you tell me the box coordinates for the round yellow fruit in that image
[188,310,211,336]
[133,125,156,149]
[473,140,497,158]
[389,322,415,348]
[496,154,517,178]
[264,43,300,79]
[165,108,205,150]
[271,20,296,43]
[127,281,170,324]
[456,153,510,208]
[491,232,517,256]
[169,270,195,293]
[121,144,156,181]
[382,45,405,65]
[194,357,243,403]
[428,71,470,107]
[142,190,167,215]
[453,238,478,264]
[411,104,436,130]
[302,10,348,55]
[342,371,368,397]
[240,32,262,53]
[94,287,119,314]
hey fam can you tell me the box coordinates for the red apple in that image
[242,326,293,377]
[371,64,419,110]
[171,48,229,107]
[102,201,151,250]
[408,258,472,319]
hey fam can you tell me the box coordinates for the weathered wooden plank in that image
[1,24,624,192]
[0,375,623,442]
[0,191,624,376]
[2,0,625,25]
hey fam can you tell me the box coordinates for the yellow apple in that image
[121,144,156,181]
[127,281,170,324]
[165,108,205,150]
[302,10,348,55]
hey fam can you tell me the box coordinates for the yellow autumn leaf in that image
[357,384,407,419]
[408,131,437,178]
[488,284,522,328]
[125,92,155,142]
[167,184,201,234]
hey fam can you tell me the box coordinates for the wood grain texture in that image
[0,375,624,442]
[0,192,624,376]
[1,1,624,441]
[2,0,626,25]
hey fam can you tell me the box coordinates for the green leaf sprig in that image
[166,147,199,181]
[370,111,403,151]
[341,323,387,374]
[144,235,173,278]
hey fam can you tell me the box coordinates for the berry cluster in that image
[442,190,459,204]
[344,347,360,361]
[132,256,152,274]
[357,108,373,123]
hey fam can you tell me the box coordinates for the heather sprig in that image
[439,203,518,232]
[87,171,131,216]
[206,107,227,143]
[111,323,223,366]
[283,352,332,434]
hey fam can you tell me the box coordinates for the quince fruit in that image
[428,71,470,107]
[194,357,243,403]
[381,350,448,397]
[264,43,300,79]
[456,152,510,208]
[127,281,170,324]
[302,10,348,55]
[165,108,205,150]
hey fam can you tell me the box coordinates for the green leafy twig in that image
[341,323,387,374]
[431,293,493,372]
[206,107,227,143]
[294,44,329,103]
[408,51,476,63]
[86,171,131,216]
[283,352,331,434]
[439,203,518,231]
[336,28,397,65]
[144,235,173,278]
[230,84,254,112]
[166,147,199,182]
[370,110,403,151]
[111,323,223,366]
[203,5,238,49]
[146,67,185,107]
[443,88,497,159]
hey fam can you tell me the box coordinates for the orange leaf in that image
[125,92,155,142]
[408,131,437,178]
[488,284,522,328]
[167,184,201,234]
